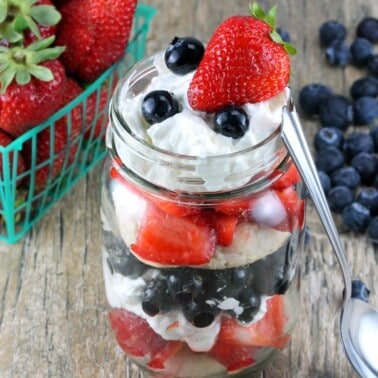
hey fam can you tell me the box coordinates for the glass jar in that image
[101,53,306,378]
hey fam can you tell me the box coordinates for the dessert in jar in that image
[101,3,305,377]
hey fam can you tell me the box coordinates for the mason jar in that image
[100,53,306,378]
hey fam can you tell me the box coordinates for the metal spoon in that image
[281,103,378,378]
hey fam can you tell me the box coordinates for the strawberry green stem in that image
[0,0,61,43]
[0,35,65,93]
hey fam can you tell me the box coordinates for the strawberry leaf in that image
[28,64,53,81]
[249,1,266,21]
[267,5,277,29]
[29,5,61,26]
[0,0,7,23]
[15,70,31,85]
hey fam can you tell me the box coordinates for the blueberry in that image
[183,301,219,328]
[342,202,371,232]
[367,54,378,76]
[142,276,172,316]
[357,188,378,215]
[141,90,180,125]
[351,152,377,185]
[330,166,361,190]
[356,17,378,44]
[375,175,378,189]
[277,27,291,42]
[325,42,350,67]
[165,36,205,75]
[214,105,249,139]
[299,83,333,116]
[343,131,374,161]
[367,216,378,242]
[319,20,347,46]
[304,226,311,246]
[238,292,261,323]
[319,95,353,131]
[351,279,370,302]
[314,127,344,151]
[353,97,378,125]
[315,146,345,173]
[350,38,374,66]
[318,170,332,193]
[350,76,378,100]
[327,185,354,213]
[370,126,378,152]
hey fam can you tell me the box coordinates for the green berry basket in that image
[0,3,156,244]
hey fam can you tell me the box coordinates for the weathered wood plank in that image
[0,0,377,377]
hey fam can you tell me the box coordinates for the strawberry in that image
[0,37,66,137]
[212,295,289,350]
[208,212,239,246]
[131,203,216,266]
[0,0,61,45]
[271,161,301,190]
[208,342,257,373]
[108,308,183,370]
[109,309,184,369]
[23,77,84,188]
[0,129,25,186]
[188,3,296,112]
[55,0,137,82]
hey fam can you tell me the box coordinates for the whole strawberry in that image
[188,2,296,112]
[55,0,137,82]
[23,77,84,188]
[0,37,66,137]
[0,0,61,45]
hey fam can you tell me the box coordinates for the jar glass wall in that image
[101,54,306,377]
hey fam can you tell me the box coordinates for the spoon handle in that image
[281,105,351,299]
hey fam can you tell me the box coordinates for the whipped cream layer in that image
[115,53,290,192]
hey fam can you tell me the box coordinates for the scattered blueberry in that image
[351,279,370,302]
[353,96,378,125]
[367,216,378,242]
[325,42,350,67]
[327,185,354,213]
[356,17,378,44]
[330,166,361,190]
[319,20,347,46]
[277,27,291,42]
[367,54,378,76]
[314,127,344,151]
[342,202,371,233]
[357,188,378,215]
[318,170,332,193]
[141,90,180,125]
[214,105,249,139]
[315,146,345,173]
[350,38,374,66]
[298,83,333,116]
[374,175,378,189]
[343,131,374,161]
[351,152,377,185]
[319,94,353,131]
[370,126,378,152]
[165,36,205,75]
[350,76,378,99]
[183,301,219,328]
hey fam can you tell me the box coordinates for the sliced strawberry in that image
[215,295,290,350]
[275,186,305,232]
[108,308,183,369]
[131,204,216,266]
[214,197,254,218]
[271,162,301,190]
[209,212,239,247]
[208,342,257,373]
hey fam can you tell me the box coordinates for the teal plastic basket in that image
[0,3,156,244]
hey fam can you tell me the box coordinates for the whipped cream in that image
[115,53,290,192]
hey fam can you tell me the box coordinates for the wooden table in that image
[1,0,377,377]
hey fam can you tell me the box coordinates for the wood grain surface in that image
[1,0,377,377]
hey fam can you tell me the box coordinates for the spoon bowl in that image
[281,103,378,378]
